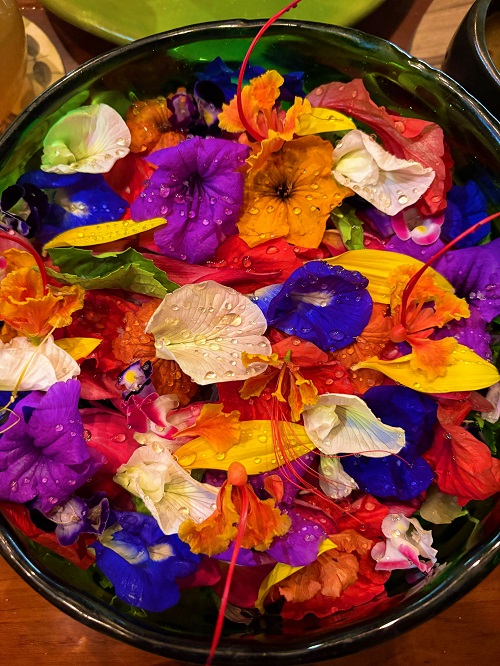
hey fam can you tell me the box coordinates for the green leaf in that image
[47,247,178,298]
[331,206,364,250]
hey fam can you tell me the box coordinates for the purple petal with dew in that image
[433,305,492,360]
[214,542,273,566]
[248,452,316,507]
[266,509,327,566]
[49,493,110,546]
[130,136,249,263]
[265,261,373,352]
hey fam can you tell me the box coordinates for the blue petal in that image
[265,262,372,351]
[251,283,283,319]
[441,181,489,248]
[342,386,437,500]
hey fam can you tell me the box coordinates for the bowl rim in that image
[0,17,499,664]
[470,0,500,87]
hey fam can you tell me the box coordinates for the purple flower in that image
[261,261,373,352]
[0,380,104,512]
[91,511,201,612]
[266,509,327,567]
[130,137,249,263]
[434,306,492,360]
[0,182,49,236]
[48,493,110,546]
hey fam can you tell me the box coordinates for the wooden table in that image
[2,1,499,664]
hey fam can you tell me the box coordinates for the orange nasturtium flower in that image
[0,249,84,339]
[178,461,291,557]
[237,135,351,248]
[126,96,184,154]
[388,265,470,379]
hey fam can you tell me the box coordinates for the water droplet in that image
[112,433,127,443]
[293,207,302,215]
[214,452,226,461]
[258,435,267,443]
[249,206,260,215]
[330,330,345,341]
[179,453,197,466]
[55,424,63,432]
[204,371,217,380]
[254,457,261,464]
[397,194,409,205]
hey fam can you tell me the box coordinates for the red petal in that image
[81,407,139,474]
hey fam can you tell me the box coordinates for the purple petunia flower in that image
[0,380,104,513]
[259,261,373,352]
[91,511,201,612]
[130,136,249,264]
[48,493,110,546]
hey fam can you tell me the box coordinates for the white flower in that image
[303,393,405,457]
[114,443,218,535]
[372,513,437,572]
[41,104,131,174]
[146,281,271,385]
[482,382,500,424]
[0,335,80,392]
[332,129,435,216]
[319,456,358,499]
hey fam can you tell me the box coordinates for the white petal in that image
[146,281,271,385]
[41,104,131,174]
[303,393,405,457]
[115,443,218,535]
[319,456,358,499]
[332,129,435,216]
[0,336,80,391]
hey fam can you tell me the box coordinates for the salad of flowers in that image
[0,6,499,663]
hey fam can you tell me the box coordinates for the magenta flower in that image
[130,136,249,263]
[0,380,104,512]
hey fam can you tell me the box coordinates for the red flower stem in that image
[236,0,304,142]
[0,230,49,295]
[206,485,250,666]
[400,211,500,329]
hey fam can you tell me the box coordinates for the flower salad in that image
[1,4,500,663]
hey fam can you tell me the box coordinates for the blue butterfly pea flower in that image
[91,511,201,613]
[262,261,372,351]
[441,181,489,248]
[17,170,128,244]
[342,386,437,500]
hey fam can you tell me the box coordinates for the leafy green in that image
[331,206,364,250]
[47,247,178,298]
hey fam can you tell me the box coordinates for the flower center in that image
[275,180,292,199]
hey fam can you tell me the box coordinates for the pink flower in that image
[371,513,437,573]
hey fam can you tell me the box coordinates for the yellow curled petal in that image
[255,538,337,612]
[43,217,166,249]
[55,337,102,360]
[176,420,315,475]
[324,250,454,304]
[354,343,500,393]
[295,106,356,136]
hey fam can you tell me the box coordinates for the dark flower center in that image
[275,181,293,200]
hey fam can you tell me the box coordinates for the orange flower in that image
[238,135,350,248]
[0,249,84,339]
[174,403,241,454]
[126,97,184,153]
[178,461,291,556]
[388,265,470,379]
[111,298,197,404]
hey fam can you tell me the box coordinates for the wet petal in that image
[319,456,358,499]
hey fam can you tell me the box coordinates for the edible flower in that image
[48,493,110,546]
[371,513,437,573]
[125,97,184,153]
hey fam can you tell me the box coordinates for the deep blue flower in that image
[0,183,49,236]
[262,261,372,351]
[342,386,437,500]
[17,170,128,244]
[48,493,110,546]
[441,181,489,248]
[0,380,104,513]
[91,511,201,612]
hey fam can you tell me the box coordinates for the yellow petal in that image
[55,337,102,360]
[324,250,454,304]
[295,107,356,136]
[176,420,315,475]
[255,538,337,612]
[43,217,166,249]
[354,343,500,393]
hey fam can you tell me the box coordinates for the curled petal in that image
[319,457,358,499]
[303,393,405,457]
[41,104,131,174]
[332,130,435,216]
[372,513,437,573]
[146,281,271,385]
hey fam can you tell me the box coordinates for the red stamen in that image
[236,0,303,142]
[399,211,500,329]
[206,485,249,666]
[0,230,49,295]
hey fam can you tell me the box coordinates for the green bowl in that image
[0,19,499,665]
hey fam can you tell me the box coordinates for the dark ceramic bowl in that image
[0,20,500,665]
[443,0,500,120]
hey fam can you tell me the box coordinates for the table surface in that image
[3,1,499,665]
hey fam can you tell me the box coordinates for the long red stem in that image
[0,230,48,295]
[236,0,303,142]
[400,211,500,328]
[206,486,250,666]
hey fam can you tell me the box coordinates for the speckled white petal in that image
[0,336,80,391]
[146,281,271,385]
[303,393,405,458]
[319,456,358,499]
[332,129,435,216]
[115,444,218,535]
[41,103,131,174]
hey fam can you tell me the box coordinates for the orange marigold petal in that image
[175,403,241,453]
